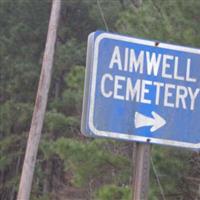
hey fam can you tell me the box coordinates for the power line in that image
[151,156,166,200]
[96,0,109,32]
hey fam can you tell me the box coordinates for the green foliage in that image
[53,138,130,187]
[0,101,33,135]
[1,0,200,199]
[64,65,85,91]
[39,139,55,161]
[0,135,22,169]
[31,195,50,200]
[96,184,131,200]
[54,40,85,76]
[44,111,69,134]
[149,146,192,199]
[116,0,200,46]
[50,66,85,116]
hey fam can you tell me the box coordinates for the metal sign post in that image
[132,143,151,200]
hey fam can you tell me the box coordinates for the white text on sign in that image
[100,46,200,110]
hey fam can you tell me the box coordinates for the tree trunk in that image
[10,157,21,200]
[43,160,52,195]
[131,0,142,7]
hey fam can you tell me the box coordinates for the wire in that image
[151,156,167,200]
[96,0,109,32]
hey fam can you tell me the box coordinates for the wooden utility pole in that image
[132,143,151,200]
[17,1,61,199]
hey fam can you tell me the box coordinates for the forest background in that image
[1,0,200,199]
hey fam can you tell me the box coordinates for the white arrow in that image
[134,111,166,132]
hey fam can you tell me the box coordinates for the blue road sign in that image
[81,31,200,149]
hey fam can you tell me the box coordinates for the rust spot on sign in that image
[147,138,151,142]
[155,42,159,47]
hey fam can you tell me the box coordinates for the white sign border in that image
[88,32,200,149]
